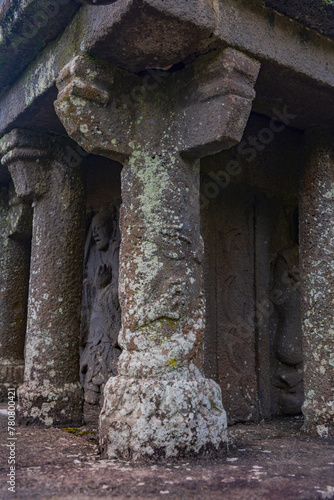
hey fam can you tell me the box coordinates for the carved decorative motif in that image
[272,244,303,415]
[80,205,122,406]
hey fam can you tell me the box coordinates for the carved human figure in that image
[272,241,303,415]
[80,205,121,406]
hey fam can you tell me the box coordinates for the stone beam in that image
[0,0,333,137]
[299,127,334,439]
[0,0,334,136]
[0,0,80,92]
[0,129,86,426]
[55,49,260,459]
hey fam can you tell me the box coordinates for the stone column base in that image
[0,361,24,402]
[17,382,83,426]
[100,366,227,460]
[302,402,334,439]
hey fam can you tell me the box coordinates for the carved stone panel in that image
[80,204,122,410]
[202,182,258,424]
[271,243,303,415]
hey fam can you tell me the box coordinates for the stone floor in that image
[0,405,333,499]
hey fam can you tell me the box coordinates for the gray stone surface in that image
[80,205,121,408]
[0,0,80,92]
[0,417,333,499]
[262,0,334,39]
[0,0,334,138]
[0,185,31,401]
[300,127,334,438]
[200,113,303,423]
[0,129,86,426]
[54,48,259,459]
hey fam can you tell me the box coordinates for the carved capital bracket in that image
[55,56,134,162]
[0,129,86,199]
[55,48,260,161]
[177,48,261,158]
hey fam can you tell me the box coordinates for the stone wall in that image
[201,113,303,422]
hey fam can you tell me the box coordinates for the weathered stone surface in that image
[300,127,334,438]
[1,417,334,499]
[272,244,303,415]
[1,0,334,138]
[55,48,260,458]
[80,205,121,408]
[201,183,258,425]
[75,0,122,4]
[55,49,260,160]
[200,114,303,423]
[262,0,334,39]
[0,184,31,401]
[0,0,80,93]
[0,129,86,426]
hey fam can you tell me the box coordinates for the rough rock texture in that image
[300,127,334,438]
[0,184,31,400]
[80,205,122,408]
[0,413,334,500]
[1,0,334,140]
[201,183,258,424]
[0,0,80,93]
[272,244,303,416]
[100,146,223,458]
[262,0,334,39]
[54,48,260,458]
[0,129,86,426]
[200,114,303,423]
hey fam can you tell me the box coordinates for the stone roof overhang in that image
[0,0,80,92]
[0,0,333,140]
[262,0,334,40]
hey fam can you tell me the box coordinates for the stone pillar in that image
[102,149,222,458]
[300,127,334,438]
[55,48,260,457]
[0,130,86,426]
[0,184,31,400]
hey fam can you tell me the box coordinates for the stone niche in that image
[79,113,304,427]
[81,155,122,426]
[201,112,304,424]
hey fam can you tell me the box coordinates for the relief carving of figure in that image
[80,204,121,406]
[272,236,303,415]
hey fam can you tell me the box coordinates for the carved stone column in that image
[0,130,86,426]
[55,49,260,458]
[0,184,31,400]
[300,127,334,438]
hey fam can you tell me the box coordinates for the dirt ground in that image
[0,407,333,500]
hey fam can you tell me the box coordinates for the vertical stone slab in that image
[214,185,258,424]
[0,130,86,426]
[0,185,31,400]
[54,49,260,458]
[300,127,334,438]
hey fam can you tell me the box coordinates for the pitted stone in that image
[55,49,260,458]
[300,127,334,438]
[0,129,86,426]
[0,184,31,401]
